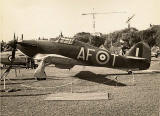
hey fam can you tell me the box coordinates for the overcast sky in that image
[0,0,160,41]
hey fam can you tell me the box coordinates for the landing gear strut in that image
[114,76,118,87]
[1,67,20,92]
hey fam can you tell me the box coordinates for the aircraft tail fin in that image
[125,41,151,62]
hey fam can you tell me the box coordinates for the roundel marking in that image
[96,50,110,65]
[99,54,106,61]
[8,55,12,62]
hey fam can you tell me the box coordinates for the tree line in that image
[74,25,160,50]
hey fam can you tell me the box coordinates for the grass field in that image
[0,57,160,116]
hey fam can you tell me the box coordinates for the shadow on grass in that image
[74,71,127,86]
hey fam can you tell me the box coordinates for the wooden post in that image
[4,77,6,90]
[15,68,17,77]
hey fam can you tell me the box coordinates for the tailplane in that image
[125,41,151,62]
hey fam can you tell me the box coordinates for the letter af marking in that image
[77,47,95,61]
[77,47,85,60]
[86,48,95,60]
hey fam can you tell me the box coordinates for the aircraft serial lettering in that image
[77,47,95,61]
[77,47,110,65]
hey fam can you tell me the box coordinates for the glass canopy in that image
[57,37,75,45]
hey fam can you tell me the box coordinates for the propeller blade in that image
[14,33,16,40]
[1,66,12,79]
[11,39,17,61]
[10,33,18,64]
[1,33,18,80]
[21,34,23,40]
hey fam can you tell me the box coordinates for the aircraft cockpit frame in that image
[57,37,75,45]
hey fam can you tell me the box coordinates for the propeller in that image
[21,34,23,40]
[11,33,17,61]
[1,33,18,81]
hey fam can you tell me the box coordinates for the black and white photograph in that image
[0,0,160,115]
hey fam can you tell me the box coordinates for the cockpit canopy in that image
[57,37,75,45]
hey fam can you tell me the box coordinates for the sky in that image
[0,0,160,42]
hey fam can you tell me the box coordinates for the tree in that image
[73,32,105,47]
[73,32,91,43]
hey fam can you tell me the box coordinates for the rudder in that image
[125,41,151,62]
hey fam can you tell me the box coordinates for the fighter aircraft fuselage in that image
[12,38,150,71]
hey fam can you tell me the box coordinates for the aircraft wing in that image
[34,53,88,79]
[34,54,87,69]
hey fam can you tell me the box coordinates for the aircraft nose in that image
[7,40,18,48]
[7,40,15,48]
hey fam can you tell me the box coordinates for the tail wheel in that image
[128,70,132,74]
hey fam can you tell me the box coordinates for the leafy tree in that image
[73,32,91,43]
[73,25,160,52]
[73,32,105,47]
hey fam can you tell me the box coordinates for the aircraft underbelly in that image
[42,55,85,67]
